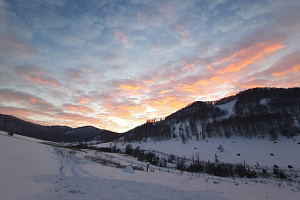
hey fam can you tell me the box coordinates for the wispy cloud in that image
[215,42,283,74]
[115,31,128,44]
[15,65,63,87]
[62,104,95,113]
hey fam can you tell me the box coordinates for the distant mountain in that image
[0,114,121,143]
[122,87,300,143]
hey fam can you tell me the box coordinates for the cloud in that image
[233,0,270,20]
[64,68,92,86]
[14,65,63,87]
[142,95,191,118]
[149,29,181,52]
[119,83,142,91]
[113,79,145,94]
[182,59,199,71]
[0,33,38,61]
[214,16,242,32]
[62,104,95,113]
[0,88,59,113]
[115,31,128,44]
[238,79,272,89]
[243,50,300,90]
[272,65,300,77]
[270,51,300,77]
[22,4,69,34]
[215,42,283,74]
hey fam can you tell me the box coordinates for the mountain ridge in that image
[0,114,121,143]
[1,87,299,143]
[122,87,300,143]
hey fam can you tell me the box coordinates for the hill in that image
[122,87,300,143]
[0,114,121,143]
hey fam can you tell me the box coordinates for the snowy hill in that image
[1,131,300,200]
[123,87,300,143]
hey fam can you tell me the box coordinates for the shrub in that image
[125,144,133,155]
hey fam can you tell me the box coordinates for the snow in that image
[216,99,237,118]
[1,131,300,200]
[260,98,268,105]
[0,131,58,200]
[108,136,300,170]
[123,166,134,173]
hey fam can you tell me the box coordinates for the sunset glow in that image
[0,0,299,133]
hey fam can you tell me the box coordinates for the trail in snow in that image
[25,145,228,200]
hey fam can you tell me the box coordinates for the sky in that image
[0,0,299,133]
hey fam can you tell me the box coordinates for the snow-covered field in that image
[104,136,300,170]
[1,131,300,200]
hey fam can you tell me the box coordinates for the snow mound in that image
[123,166,134,173]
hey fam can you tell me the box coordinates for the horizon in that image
[1,0,300,132]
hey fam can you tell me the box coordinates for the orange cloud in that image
[144,79,156,84]
[147,96,187,112]
[159,89,172,95]
[175,79,210,92]
[26,75,61,87]
[29,97,38,103]
[102,101,146,121]
[216,42,283,74]
[119,84,142,91]
[115,31,128,43]
[116,104,145,114]
[15,65,62,87]
[78,98,89,104]
[0,89,57,112]
[182,59,199,71]
[272,64,300,77]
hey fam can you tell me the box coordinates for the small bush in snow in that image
[125,144,133,155]
[218,145,224,152]
[7,132,14,136]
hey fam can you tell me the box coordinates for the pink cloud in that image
[14,65,62,87]
[115,31,128,43]
[249,50,300,82]
[0,89,59,113]
[269,51,300,77]
[182,59,199,71]
[272,64,300,77]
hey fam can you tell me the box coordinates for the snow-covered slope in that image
[215,99,237,118]
[1,131,299,200]
[108,136,300,170]
[0,131,58,200]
